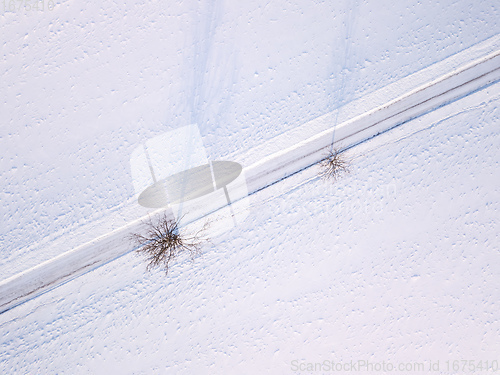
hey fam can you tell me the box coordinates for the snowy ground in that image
[0,76,498,374]
[1,0,500,279]
[2,0,499,373]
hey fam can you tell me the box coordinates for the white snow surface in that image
[1,0,500,373]
[2,32,498,316]
[1,0,500,279]
[0,78,499,374]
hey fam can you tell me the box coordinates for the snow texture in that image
[1,0,499,373]
[0,76,499,375]
[1,0,500,279]
[1,35,497,314]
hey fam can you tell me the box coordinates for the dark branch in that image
[130,214,208,275]
[319,148,350,181]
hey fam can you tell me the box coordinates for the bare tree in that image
[131,214,208,275]
[319,148,350,181]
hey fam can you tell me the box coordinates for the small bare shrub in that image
[131,214,208,275]
[319,148,350,181]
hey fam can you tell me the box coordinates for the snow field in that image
[2,36,498,314]
[2,0,500,281]
[0,78,498,374]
